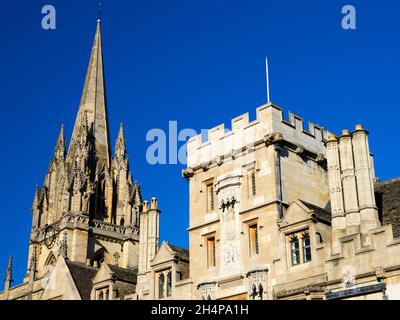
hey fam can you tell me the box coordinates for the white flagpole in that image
[265,56,270,104]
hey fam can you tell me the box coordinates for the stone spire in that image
[133,181,143,207]
[32,186,41,211]
[115,123,127,159]
[67,19,111,167]
[54,124,66,162]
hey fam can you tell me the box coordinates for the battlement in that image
[187,103,332,168]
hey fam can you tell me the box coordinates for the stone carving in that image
[341,265,356,288]
[113,252,120,265]
[58,232,68,259]
[216,170,242,275]
[197,281,217,300]
[246,266,268,300]
[82,182,94,214]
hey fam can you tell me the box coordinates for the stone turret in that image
[326,125,380,248]
[137,197,161,299]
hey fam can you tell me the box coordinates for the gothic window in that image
[249,223,259,256]
[302,232,312,262]
[290,235,300,266]
[98,291,103,300]
[167,272,172,297]
[206,236,216,268]
[120,218,125,226]
[44,252,57,275]
[206,182,215,212]
[159,273,165,298]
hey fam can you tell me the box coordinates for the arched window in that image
[120,218,125,226]
[98,291,103,300]
[44,252,57,274]
[290,235,300,266]
[159,274,165,298]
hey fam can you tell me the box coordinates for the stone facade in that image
[1,20,400,301]
[182,103,400,300]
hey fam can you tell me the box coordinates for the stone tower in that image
[26,20,144,282]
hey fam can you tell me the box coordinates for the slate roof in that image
[168,244,190,280]
[168,244,190,262]
[299,200,332,225]
[65,260,98,300]
[108,264,138,284]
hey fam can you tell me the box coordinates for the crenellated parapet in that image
[186,102,332,169]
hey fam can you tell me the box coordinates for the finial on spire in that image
[97,1,102,23]
[117,122,124,140]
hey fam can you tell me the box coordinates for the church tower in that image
[26,19,147,282]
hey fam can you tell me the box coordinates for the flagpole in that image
[265,57,270,104]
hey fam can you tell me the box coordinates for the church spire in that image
[68,19,111,167]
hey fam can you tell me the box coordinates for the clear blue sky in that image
[0,0,399,284]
